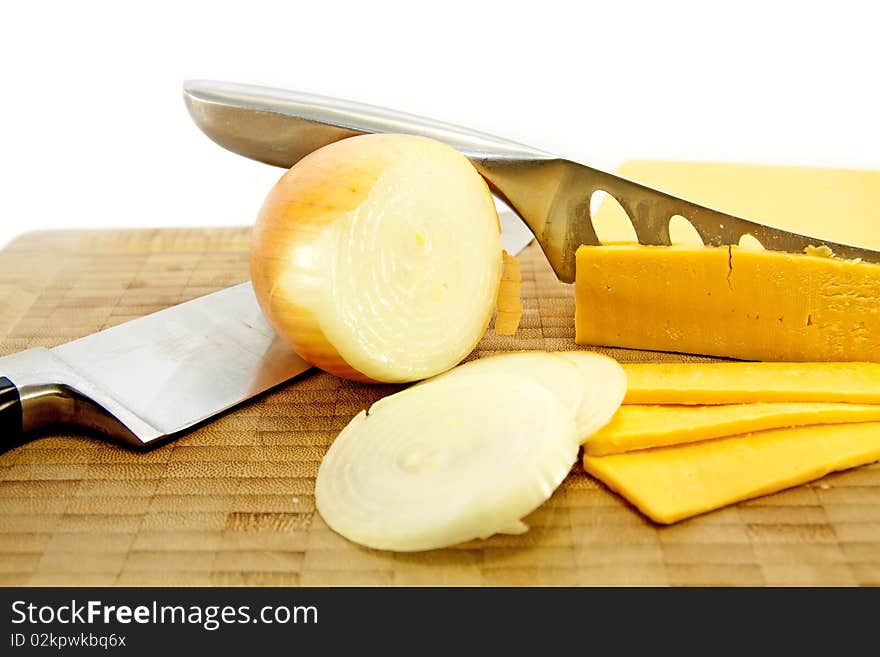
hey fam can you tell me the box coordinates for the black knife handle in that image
[0,377,23,445]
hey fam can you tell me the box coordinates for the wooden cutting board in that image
[1,227,878,586]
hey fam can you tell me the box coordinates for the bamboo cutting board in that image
[1,227,878,586]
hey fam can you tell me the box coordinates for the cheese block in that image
[583,422,880,524]
[581,161,880,362]
[575,245,880,362]
[585,402,880,456]
[592,160,880,249]
[622,361,880,404]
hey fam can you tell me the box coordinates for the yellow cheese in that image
[583,161,880,362]
[593,161,880,249]
[583,422,880,524]
[622,361,880,404]
[495,250,523,335]
[586,402,880,456]
[575,245,880,362]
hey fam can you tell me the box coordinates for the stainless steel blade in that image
[183,80,880,283]
[55,282,307,437]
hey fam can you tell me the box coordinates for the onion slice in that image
[560,351,628,442]
[315,370,578,552]
[421,351,586,425]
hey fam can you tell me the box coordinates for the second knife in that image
[182,79,880,284]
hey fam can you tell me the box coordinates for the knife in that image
[0,215,532,451]
[183,80,880,284]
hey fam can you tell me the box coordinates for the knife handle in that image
[0,349,77,449]
[0,377,23,447]
[0,349,142,451]
[0,372,80,450]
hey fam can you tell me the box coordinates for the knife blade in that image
[182,80,880,284]
[0,214,531,451]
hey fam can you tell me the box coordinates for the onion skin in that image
[250,133,501,383]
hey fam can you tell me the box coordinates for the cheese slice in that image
[622,361,880,404]
[583,422,880,524]
[576,244,880,362]
[592,160,880,249]
[586,402,880,456]
[494,250,523,335]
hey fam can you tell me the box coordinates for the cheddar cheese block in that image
[583,422,880,524]
[621,361,880,404]
[585,402,880,456]
[576,245,880,362]
[580,161,880,362]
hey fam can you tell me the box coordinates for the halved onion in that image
[315,370,579,552]
[250,133,502,383]
[559,351,628,442]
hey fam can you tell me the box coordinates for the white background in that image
[1,0,878,248]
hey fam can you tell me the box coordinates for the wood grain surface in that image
[1,228,878,586]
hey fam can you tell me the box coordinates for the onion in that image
[250,133,502,383]
[426,351,626,442]
[315,350,627,551]
[421,351,586,428]
[315,370,579,551]
[559,352,628,441]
